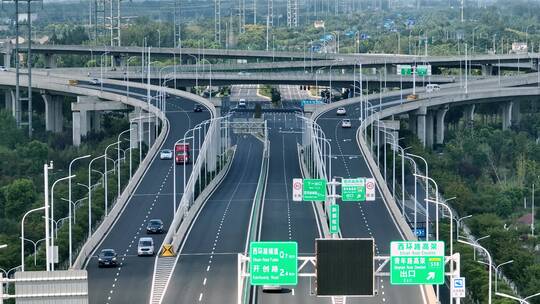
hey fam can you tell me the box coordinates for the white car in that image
[238,99,247,108]
[90,78,100,85]
[336,107,347,116]
[0,66,7,71]
[137,237,155,256]
[160,149,173,160]
[341,119,352,128]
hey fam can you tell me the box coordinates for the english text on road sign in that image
[390,241,445,285]
[365,178,376,201]
[250,241,298,286]
[397,65,412,76]
[303,179,327,201]
[329,204,340,234]
[292,178,303,202]
[451,277,466,298]
[161,244,175,257]
[341,178,366,202]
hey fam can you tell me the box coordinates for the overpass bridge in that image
[39,68,461,88]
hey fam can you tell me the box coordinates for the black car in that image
[98,249,118,267]
[146,219,165,234]
[194,105,203,112]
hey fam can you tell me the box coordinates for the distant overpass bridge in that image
[40,68,463,88]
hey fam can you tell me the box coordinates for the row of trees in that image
[399,104,540,303]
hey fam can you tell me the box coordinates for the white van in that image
[426,84,441,93]
[137,237,155,256]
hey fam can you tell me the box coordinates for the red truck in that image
[175,143,191,165]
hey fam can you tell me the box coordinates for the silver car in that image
[160,149,173,160]
[341,119,352,128]
[137,237,155,256]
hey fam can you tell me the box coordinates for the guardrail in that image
[240,126,270,304]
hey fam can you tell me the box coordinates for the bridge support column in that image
[481,64,493,76]
[415,106,427,147]
[4,89,12,111]
[114,55,123,69]
[464,104,475,127]
[41,93,64,133]
[501,101,513,130]
[44,53,57,68]
[129,110,143,149]
[511,101,521,126]
[72,110,89,147]
[408,113,417,134]
[426,111,434,148]
[3,52,11,68]
[91,111,102,132]
[532,58,539,72]
[436,106,449,145]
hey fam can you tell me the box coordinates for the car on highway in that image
[336,107,347,116]
[146,219,165,234]
[90,78,101,85]
[0,66,7,71]
[137,237,155,256]
[341,119,352,128]
[194,105,204,112]
[97,249,118,267]
[159,149,173,160]
[238,99,247,108]
[237,71,251,76]
[426,84,441,93]
[406,94,418,101]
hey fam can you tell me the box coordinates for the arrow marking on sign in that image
[426,272,435,280]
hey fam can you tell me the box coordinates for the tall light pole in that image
[456,214,472,239]
[407,153,429,238]
[473,235,491,260]
[100,51,111,92]
[117,129,133,197]
[51,175,76,270]
[43,161,53,271]
[21,206,46,271]
[68,154,90,267]
[459,239,493,304]
[479,259,513,292]
[88,155,105,238]
[496,291,540,304]
[104,141,120,216]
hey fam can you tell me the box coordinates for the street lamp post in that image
[43,162,53,271]
[473,235,491,261]
[496,292,540,304]
[100,51,111,92]
[479,259,513,292]
[104,141,121,216]
[315,67,326,99]
[50,174,76,271]
[407,153,429,238]
[126,56,138,100]
[117,129,133,197]
[68,155,90,267]
[455,214,473,239]
[21,206,46,271]
[459,239,493,304]
[21,237,46,266]
[87,155,106,237]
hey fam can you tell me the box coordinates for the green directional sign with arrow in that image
[341,178,366,202]
[390,241,445,285]
[302,179,327,201]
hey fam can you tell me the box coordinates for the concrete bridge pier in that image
[436,106,449,145]
[415,106,427,147]
[44,53,57,68]
[511,101,521,126]
[72,96,128,146]
[426,111,435,148]
[41,92,64,133]
[4,89,12,111]
[481,64,494,76]
[501,101,513,130]
[464,104,475,127]
[408,113,417,134]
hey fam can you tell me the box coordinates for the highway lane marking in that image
[198,293,203,301]
[203,278,207,285]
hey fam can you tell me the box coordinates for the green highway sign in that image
[390,241,445,285]
[341,178,366,202]
[397,65,412,76]
[303,179,327,201]
[250,242,298,286]
[329,204,340,233]
[416,65,432,76]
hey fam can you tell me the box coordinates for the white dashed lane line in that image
[106,164,173,303]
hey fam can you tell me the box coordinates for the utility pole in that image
[533,183,535,236]
[461,0,464,22]
[214,0,221,44]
